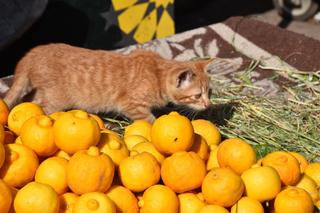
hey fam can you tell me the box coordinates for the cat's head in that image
[165,60,211,110]
[166,57,242,110]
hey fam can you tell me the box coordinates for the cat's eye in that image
[194,94,202,99]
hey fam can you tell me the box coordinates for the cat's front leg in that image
[125,110,156,123]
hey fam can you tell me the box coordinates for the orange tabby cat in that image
[4,43,241,122]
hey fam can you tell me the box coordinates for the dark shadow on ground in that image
[151,102,236,126]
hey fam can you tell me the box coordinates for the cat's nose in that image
[203,99,211,108]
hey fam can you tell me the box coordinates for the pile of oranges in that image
[0,99,320,213]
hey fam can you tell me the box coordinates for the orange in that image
[230,196,264,213]
[0,179,13,213]
[67,146,114,194]
[73,192,116,213]
[178,192,206,213]
[0,143,39,188]
[35,157,68,195]
[14,181,60,213]
[0,124,4,144]
[49,111,65,121]
[217,138,256,175]
[151,112,194,155]
[191,119,221,146]
[202,167,244,207]
[53,110,100,154]
[262,151,301,185]
[118,152,160,192]
[7,102,44,135]
[190,134,209,161]
[161,151,206,193]
[206,144,219,170]
[130,141,165,164]
[198,205,229,213]
[0,142,5,169]
[59,192,79,213]
[0,99,9,125]
[106,185,139,213]
[98,132,129,167]
[124,119,152,141]
[89,114,105,129]
[139,184,179,213]
[289,152,309,173]
[304,163,320,186]
[123,135,149,151]
[53,150,71,161]
[295,174,319,203]
[241,166,281,202]
[20,115,58,157]
[274,187,314,213]
[3,130,16,144]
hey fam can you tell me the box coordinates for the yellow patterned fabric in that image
[112,0,175,44]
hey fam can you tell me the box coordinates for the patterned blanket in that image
[1,16,320,98]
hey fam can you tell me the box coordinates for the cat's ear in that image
[203,57,243,75]
[176,70,194,88]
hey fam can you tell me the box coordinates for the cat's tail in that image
[4,69,31,109]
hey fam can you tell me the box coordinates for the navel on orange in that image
[151,112,194,155]
[71,192,116,213]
